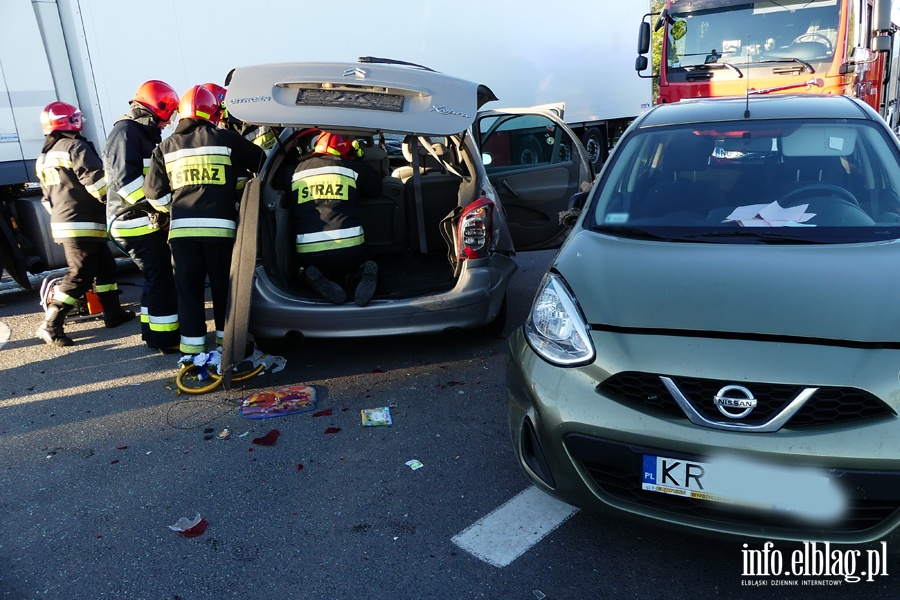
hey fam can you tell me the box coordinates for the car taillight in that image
[458,197,493,260]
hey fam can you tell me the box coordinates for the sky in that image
[72,0,652,134]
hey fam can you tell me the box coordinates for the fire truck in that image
[636,0,900,129]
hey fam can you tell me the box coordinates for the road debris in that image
[168,514,208,538]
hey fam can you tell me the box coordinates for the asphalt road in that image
[0,251,896,599]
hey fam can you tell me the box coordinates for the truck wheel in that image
[517,136,543,165]
[583,127,607,172]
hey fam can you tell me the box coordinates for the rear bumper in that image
[249,253,517,338]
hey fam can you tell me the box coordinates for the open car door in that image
[475,108,592,250]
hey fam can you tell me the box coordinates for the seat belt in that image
[417,136,468,180]
[411,139,428,253]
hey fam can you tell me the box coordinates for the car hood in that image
[555,231,900,343]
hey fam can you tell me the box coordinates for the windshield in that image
[666,0,841,69]
[590,117,900,244]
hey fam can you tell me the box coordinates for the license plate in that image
[641,454,842,518]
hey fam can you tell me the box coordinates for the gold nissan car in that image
[508,94,900,547]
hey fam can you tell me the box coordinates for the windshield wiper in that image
[680,62,744,78]
[757,58,815,74]
[675,230,829,244]
[591,225,683,241]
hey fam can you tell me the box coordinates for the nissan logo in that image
[714,385,757,419]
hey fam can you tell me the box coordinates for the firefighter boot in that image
[97,291,136,328]
[36,302,74,347]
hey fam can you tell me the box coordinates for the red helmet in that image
[314,132,362,158]
[178,85,221,125]
[41,101,83,135]
[201,82,227,105]
[133,80,179,122]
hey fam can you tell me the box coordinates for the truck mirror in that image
[871,35,891,53]
[654,9,669,32]
[635,56,649,73]
[638,22,651,55]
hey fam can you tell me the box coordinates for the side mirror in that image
[654,9,669,32]
[481,152,493,166]
[638,22,651,55]
[635,55,649,73]
[559,192,589,228]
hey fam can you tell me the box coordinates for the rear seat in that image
[357,176,406,255]
[404,172,460,253]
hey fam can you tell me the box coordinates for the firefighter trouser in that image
[53,240,118,306]
[117,230,179,349]
[170,239,233,355]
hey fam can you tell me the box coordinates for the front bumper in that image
[506,327,900,545]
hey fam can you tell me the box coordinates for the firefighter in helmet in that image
[103,80,181,353]
[144,85,265,356]
[35,101,135,347]
[291,131,382,306]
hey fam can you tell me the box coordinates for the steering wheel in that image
[791,32,833,52]
[780,183,859,207]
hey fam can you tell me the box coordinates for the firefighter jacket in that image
[241,123,278,151]
[35,131,109,243]
[143,118,265,242]
[291,153,382,255]
[103,105,164,238]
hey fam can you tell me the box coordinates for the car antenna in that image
[744,49,751,118]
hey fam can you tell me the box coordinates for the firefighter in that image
[103,80,181,353]
[291,131,382,306]
[143,85,265,356]
[202,81,279,151]
[35,101,135,347]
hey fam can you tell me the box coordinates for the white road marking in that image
[0,321,10,350]
[451,486,579,567]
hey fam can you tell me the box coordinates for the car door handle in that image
[501,178,520,199]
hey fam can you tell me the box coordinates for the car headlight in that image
[524,272,595,367]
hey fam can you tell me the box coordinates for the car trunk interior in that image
[256,130,468,301]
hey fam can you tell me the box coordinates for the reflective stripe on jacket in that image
[143,118,265,242]
[104,107,164,238]
[36,132,108,243]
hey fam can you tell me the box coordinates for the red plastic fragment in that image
[110,460,119,465]
[116,446,128,450]
[179,519,208,538]
[324,426,341,434]
[297,463,304,471]
[313,408,333,417]
[371,368,384,374]
[447,381,464,386]
[251,429,280,446]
